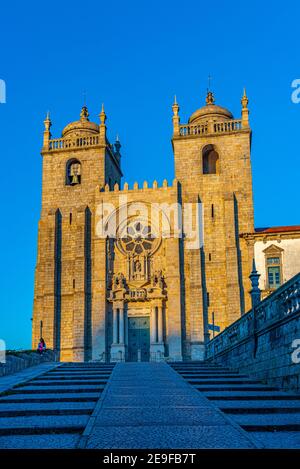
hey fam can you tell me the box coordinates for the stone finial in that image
[123,182,129,191]
[241,88,250,128]
[153,180,158,189]
[172,95,180,136]
[80,105,89,121]
[114,135,121,155]
[99,103,107,143]
[249,258,261,309]
[44,111,52,131]
[163,179,168,187]
[143,181,148,189]
[99,103,106,124]
[43,111,52,148]
[206,90,215,105]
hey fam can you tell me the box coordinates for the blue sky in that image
[0,0,299,349]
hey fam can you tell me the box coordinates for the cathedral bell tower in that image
[32,105,122,361]
[172,90,254,357]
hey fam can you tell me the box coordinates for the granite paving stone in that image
[82,363,257,449]
[0,402,94,412]
[0,392,100,401]
[0,363,60,394]
[172,361,300,449]
[0,415,89,429]
[0,434,81,449]
[85,425,255,449]
[250,432,300,449]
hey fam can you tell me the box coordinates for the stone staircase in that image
[171,362,300,448]
[0,363,114,448]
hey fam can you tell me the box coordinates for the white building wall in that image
[254,239,300,290]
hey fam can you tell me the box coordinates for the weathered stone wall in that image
[206,273,300,393]
[172,127,254,338]
[0,350,56,377]
[33,99,256,362]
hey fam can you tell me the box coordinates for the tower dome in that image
[189,91,233,124]
[62,105,99,137]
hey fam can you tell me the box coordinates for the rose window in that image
[117,220,160,256]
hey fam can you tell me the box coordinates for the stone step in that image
[204,392,300,400]
[0,415,89,436]
[195,385,278,391]
[56,366,114,371]
[231,413,300,429]
[172,364,227,367]
[214,400,300,410]
[170,360,221,368]
[48,368,113,372]
[0,408,93,418]
[250,432,300,449]
[0,402,95,417]
[188,379,260,385]
[171,363,300,448]
[39,374,111,379]
[179,373,246,377]
[27,380,108,386]
[172,367,229,371]
[0,433,80,449]
[10,386,103,394]
[223,407,300,414]
[0,392,100,403]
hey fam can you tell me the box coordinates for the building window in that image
[267,265,281,289]
[263,245,284,290]
[66,159,81,185]
[202,144,219,174]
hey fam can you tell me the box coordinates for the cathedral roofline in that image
[255,225,300,234]
[240,226,300,240]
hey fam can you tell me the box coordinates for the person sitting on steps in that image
[37,337,46,354]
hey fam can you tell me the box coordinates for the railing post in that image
[249,259,261,310]
[249,259,261,356]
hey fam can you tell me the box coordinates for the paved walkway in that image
[0,363,114,449]
[0,362,60,394]
[80,363,258,449]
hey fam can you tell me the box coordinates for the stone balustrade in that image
[0,350,57,377]
[47,135,100,151]
[213,119,242,133]
[206,272,300,392]
[179,123,208,136]
[178,119,243,137]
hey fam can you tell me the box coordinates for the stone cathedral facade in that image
[32,90,256,362]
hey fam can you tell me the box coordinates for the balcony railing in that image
[213,119,242,133]
[47,135,100,151]
[179,123,208,136]
[178,119,243,137]
[206,272,300,359]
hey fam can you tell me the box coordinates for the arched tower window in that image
[202,145,219,174]
[66,159,81,185]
